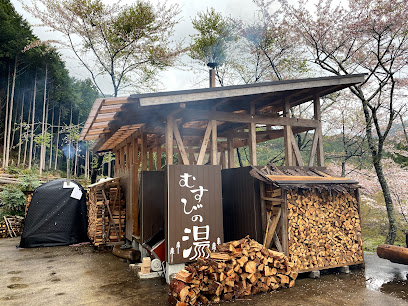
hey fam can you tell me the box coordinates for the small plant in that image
[18,175,41,191]
[0,185,26,216]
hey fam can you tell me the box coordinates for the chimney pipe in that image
[209,68,215,88]
[207,62,218,88]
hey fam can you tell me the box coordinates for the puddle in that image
[365,254,408,300]
[7,284,29,289]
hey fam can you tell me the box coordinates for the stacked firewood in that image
[168,236,297,305]
[0,216,24,238]
[287,189,364,271]
[88,178,125,246]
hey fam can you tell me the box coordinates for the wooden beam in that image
[181,109,319,128]
[249,102,257,166]
[173,120,190,165]
[166,115,174,166]
[211,120,217,165]
[197,122,212,165]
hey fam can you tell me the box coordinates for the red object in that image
[146,239,166,262]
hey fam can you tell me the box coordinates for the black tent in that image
[20,179,88,248]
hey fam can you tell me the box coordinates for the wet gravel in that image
[0,238,407,305]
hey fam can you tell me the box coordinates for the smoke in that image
[62,144,75,158]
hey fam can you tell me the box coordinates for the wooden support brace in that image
[173,120,190,165]
[197,122,212,165]
[263,208,282,249]
[308,130,319,167]
[290,130,305,166]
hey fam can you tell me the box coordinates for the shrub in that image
[0,185,26,216]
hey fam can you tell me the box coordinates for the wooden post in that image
[281,190,289,256]
[260,182,267,238]
[127,142,132,169]
[166,115,174,166]
[148,148,154,170]
[211,119,217,165]
[220,148,226,169]
[189,147,196,165]
[314,94,324,167]
[114,149,119,177]
[141,131,147,171]
[249,101,257,166]
[283,97,293,166]
[156,145,162,170]
[227,134,234,168]
[120,146,125,172]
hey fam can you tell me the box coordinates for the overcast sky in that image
[10,0,309,95]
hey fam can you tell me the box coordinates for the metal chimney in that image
[207,63,218,88]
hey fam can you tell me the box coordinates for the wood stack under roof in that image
[251,165,364,273]
[87,178,125,246]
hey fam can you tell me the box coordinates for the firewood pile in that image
[168,236,297,305]
[88,178,125,246]
[0,216,24,238]
[287,189,364,271]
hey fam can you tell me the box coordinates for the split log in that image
[168,236,297,305]
[286,189,364,271]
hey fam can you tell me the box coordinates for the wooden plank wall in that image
[221,166,262,243]
[140,171,165,243]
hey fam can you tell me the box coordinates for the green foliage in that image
[190,8,236,65]
[0,185,26,216]
[34,132,51,146]
[18,175,41,191]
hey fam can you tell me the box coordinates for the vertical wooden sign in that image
[165,165,224,264]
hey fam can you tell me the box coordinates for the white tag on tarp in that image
[63,181,78,189]
[70,186,83,200]
[63,181,82,200]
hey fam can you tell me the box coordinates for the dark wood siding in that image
[140,171,165,243]
[221,166,262,243]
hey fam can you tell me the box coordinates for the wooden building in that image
[80,74,365,272]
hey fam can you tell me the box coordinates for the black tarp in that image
[20,179,88,248]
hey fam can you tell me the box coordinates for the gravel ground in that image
[0,238,407,306]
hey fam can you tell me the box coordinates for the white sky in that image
[10,0,315,96]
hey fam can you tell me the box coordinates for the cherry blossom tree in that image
[280,0,408,244]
